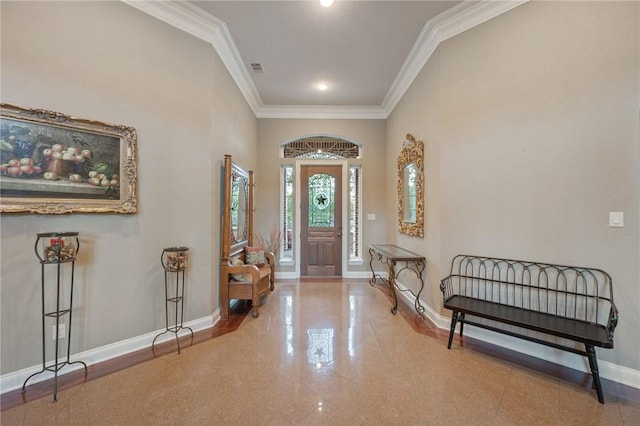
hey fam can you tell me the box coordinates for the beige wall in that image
[388,1,640,371]
[0,2,257,374]
[256,119,387,275]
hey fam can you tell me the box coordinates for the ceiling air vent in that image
[250,63,264,73]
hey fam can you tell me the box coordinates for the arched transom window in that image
[281,136,361,159]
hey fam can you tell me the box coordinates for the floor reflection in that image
[306,328,334,371]
[282,292,294,357]
[282,282,365,367]
[348,295,356,357]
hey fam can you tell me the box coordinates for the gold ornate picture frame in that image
[397,133,424,237]
[0,103,137,214]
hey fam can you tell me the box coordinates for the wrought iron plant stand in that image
[152,247,193,354]
[22,232,88,402]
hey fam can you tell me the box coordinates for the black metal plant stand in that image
[22,232,88,402]
[152,247,193,354]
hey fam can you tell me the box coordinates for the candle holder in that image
[35,232,79,264]
[23,232,88,402]
[161,247,188,272]
[152,247,193,354]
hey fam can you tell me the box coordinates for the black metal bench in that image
[440,254,618,403]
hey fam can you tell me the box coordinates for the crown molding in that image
[124,0,528,120]
[382,0,529,116]
[256,105,387,120]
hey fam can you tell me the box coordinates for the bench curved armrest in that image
[264,251,276,289]
[265,251,276,269]
[439,276,449,293]
[608,305,619,341]
[439,275,456,298]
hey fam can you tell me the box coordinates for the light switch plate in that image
[367,214,376,220]
[609,212,624,227]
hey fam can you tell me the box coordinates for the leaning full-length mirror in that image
[230,164,249,245]
[397,133,424,237]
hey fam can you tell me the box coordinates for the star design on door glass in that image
[316,194,327,205]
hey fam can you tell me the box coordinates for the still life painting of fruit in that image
[0,104,137,214]
[1,118,120,198]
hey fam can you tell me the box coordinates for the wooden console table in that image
[368,244,426,315]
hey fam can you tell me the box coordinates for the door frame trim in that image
[295,159,349,278]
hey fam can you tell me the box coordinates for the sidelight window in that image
[281,165,294,260]
[349,166,361,261]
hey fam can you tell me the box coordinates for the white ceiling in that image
[125,1,527,118]
[190,1,459,108]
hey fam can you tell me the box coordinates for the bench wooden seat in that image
[444,295,612,347]
[440,254,618,403]
[228,263,272,284]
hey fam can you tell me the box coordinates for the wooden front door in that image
[301,165,342,276]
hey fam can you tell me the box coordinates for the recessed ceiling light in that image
[318,0,335,7]
[317,82,329,91]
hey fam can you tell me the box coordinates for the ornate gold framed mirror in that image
[397,133,424,238]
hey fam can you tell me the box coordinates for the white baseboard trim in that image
[0,310,220,395]
[394,280,640,390]
[343,271,375,279]
[275,271,298,279]
[275,270,385,280]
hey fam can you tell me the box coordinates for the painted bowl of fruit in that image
[0,158,43,178]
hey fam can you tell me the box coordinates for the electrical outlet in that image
[52,324,66,340]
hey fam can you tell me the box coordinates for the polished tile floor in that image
[2,279,639,425]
